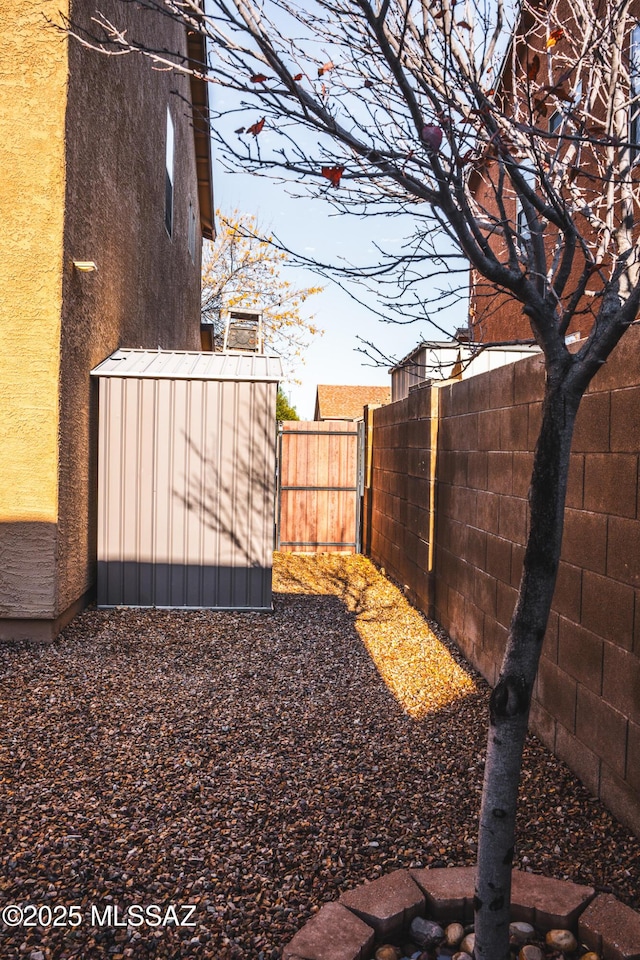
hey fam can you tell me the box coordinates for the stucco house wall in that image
[0,1,213,638]
[0,1,70,630]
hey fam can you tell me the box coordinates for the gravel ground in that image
[1,553,639,960]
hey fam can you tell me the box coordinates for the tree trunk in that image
[473,373,583,958]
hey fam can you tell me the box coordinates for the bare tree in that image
[68,0,640,954]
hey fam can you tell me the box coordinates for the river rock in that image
[375,946,402,960]
[452,954,472,960]
[409,917,445,947]
[510,920,536,942]
[582,954,601,960]
[519,946,543,960]
[545,929,578,951]
[445,922,465,947]
[460,933,475,954]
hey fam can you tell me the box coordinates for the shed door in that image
[276,421,364,552]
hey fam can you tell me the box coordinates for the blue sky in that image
[202,0,517,417]
[213,164,468,418]
[210,117,467,419]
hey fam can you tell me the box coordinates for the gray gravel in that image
[0,554,638,960]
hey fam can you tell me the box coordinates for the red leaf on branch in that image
[421,125,443,151]
[246,117,265,136]
[318,61,334,77]
[457,20,472,29]
[292,73,304,81]
[250,73,268,83]
[364,79,374,88]
[527,54,540,81]
[543,83,572,101]
[321,165,345,187]
[546,28,564,49]
[455,150,474,166]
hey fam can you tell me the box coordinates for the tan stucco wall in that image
[55,0,203,616]
[0,1,69,618]
[0,1,204,631]
[0,1,68,522]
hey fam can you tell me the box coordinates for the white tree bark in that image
[475,375,582,956]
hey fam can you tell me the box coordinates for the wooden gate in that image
[276,421,364,552]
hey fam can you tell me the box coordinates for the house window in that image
[630,25,640,151]
[549,80,580,142]
[188,198,197,262]
[516,165,537,243]
[165,107,175,238]
[549,110,562,136]
[572,79,583,108]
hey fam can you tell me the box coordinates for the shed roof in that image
[91,349,283,382]
[315,384,391,420]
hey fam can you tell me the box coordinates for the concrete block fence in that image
[363,325,640,837]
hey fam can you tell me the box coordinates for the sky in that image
[206,14,474,420]
[212,163,468,419]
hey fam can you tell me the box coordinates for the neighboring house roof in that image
[314,384,391,420]
[187,29,215,240]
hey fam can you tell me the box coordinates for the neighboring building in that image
[314,384,391,421]
[466,0,630,344]
[0,2,214,639]
[390,340,540,402]
[390,341,466,402]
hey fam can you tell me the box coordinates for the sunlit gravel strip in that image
[274,553,476,718]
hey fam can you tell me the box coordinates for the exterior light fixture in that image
[72,260,98,272]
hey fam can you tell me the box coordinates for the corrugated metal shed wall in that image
[92,350,281,610]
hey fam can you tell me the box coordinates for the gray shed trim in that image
[91,348,283,382]
[91,349,282,611]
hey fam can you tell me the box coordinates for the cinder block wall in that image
[366,325,640,836]
[366,387,437,615]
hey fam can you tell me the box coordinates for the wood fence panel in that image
[278,421,362,552]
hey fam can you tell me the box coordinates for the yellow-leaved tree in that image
[202,210,322,376]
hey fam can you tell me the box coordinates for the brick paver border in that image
[283,868,640,960]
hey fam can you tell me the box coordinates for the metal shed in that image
[91,349,283,610]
